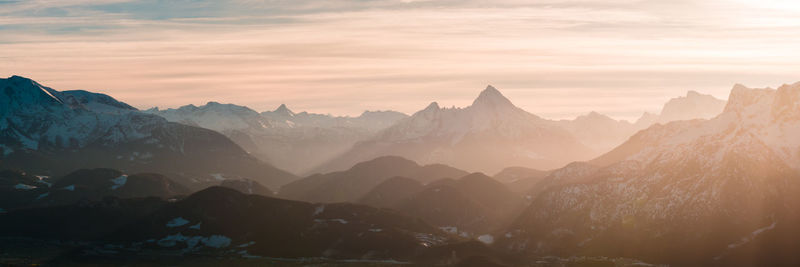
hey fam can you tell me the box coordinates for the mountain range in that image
[554,90,727,154]
[278,156,469,203]
[313,86,595,174]
[314,86,727,174]
[146,103,406,174]
[0,76,296,189]
[498,82,800,266]
[7,74,792,266]
[0,186,509,265]
[0,168,189,211]
[365,172,526,235]
[137,81,727,175]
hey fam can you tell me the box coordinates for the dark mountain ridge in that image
[0,75,296,189]
[0,186,512,265]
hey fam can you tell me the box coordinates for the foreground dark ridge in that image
[0,186,520,266]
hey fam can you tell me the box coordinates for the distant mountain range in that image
[0,76,296,189]
[314,86,727,174]
[555,90,727,154]
[278,156,468,203]
[146,102,406,174]
[638,90,728,125]
[137,81,727,175]
[1,76,727,182]
[313,86,594,174]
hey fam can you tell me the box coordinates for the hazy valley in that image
[2,74,797,266]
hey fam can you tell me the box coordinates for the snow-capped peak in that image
[61,90,137,112]
[723,84,774,114]
[1,75,172,150]
[2,75,64,107]
[598,81,800,170]
[273,104,295,117]
[1,75,138,118]
[146,101,266,131]
[471,85,514,108]
[332,84,592,174]
[771,82,800,122]
[198,101,259,114]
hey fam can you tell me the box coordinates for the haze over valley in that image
[2,0,800,266]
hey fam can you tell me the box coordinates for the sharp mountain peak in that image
[472,84,514,108]
[424,101,440,111]
[274,103,295,116]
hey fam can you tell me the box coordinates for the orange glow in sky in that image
[2,0,800,120]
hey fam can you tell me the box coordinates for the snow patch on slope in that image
[210,173,226,181]
[35,192,49,200]
[14,184,37,190]
[157,233,232,250]
[166,217,190,228]
[727,221,777,249]
[478,234,495,244]
[110,175,128,190]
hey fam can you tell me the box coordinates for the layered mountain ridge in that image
[556,90,727,153]
[315,85,727,174]
[147,101,407,174]
[3,74,799,266]
[0,186,505,265]
[499,82,800,266]
[279,156,469,203]
[313,86,595,174]
[0,168,189,212]
[0,76,296,189]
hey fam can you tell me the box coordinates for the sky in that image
[1,0,800,121]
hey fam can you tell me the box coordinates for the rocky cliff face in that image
[500,82,800,266]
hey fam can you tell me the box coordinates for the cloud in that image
[1,0,799,120]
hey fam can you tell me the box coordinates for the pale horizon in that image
[0,73,763,121]
[3,0,800,121]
